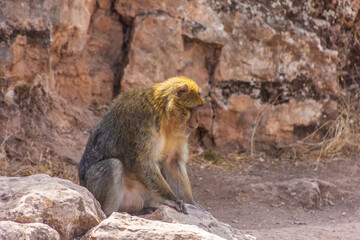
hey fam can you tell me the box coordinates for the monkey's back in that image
[78,87,164,186]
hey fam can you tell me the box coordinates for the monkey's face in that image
[169,106,200,137]
[174,82,204,134]
[160,76,204,135]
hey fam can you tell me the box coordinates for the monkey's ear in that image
[176,84,189,97]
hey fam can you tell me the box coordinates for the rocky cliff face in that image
[1,0,359,174]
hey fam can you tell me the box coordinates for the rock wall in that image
[1,0,359,170]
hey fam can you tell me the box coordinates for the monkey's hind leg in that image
[85,158,144,216]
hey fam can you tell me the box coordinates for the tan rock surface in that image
[212,96,326,152]
[121,13,183,91]
[0,0,114,169]
[243,178,348,209]
[215,12,339,94]
[0,221,60,240]
[0,174,106,240]
[144,205,254,240]
[114,0,227,44]
[212,95,264,153]
[83,212,226,240]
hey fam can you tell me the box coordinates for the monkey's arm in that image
[134,159,175,199]
[161,161,196,205]
[133,156,188,213]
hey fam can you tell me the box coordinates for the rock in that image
[121,11,214,94]
[212,95,264,153]
[121,13,183,91]
[0,0,113,170]
[0,221,60,240]
[83,8,123,101]
[114,0,227,44]
[83,212,226,240]
[50,1,122,107]
[215,12,339,95]
[211,95,330,153]
[143,205,254,240]
[263,100,323,145]
[197,99,214,147]
[98,0,112,10]
[205,7,341,152]
[244,178,349,209]
[0,174,106,240]
[181,41,212,95]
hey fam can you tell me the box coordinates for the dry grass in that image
[0,150,78,183]
[1,157,78,183]
[0,132,78,183]
[280,91,360,168]
[0,118,78,182]
[19,149,78,183]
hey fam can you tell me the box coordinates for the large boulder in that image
[143,204,254,240]
[243,178,349,209]
[0,174,106,239]
[120,13,183,91]
[0,0,97,106]
[114,0,227,45]
[82,212,226,240]
[0,221,60,240]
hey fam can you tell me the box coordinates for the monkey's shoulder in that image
[112,88,156,112]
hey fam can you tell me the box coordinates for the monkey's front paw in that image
[175,200,188,214]
[164,200,188,214]
[131,207,158,216]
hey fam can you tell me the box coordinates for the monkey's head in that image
[173,76,204,108]
[156,76,204,134]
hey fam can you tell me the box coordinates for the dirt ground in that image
[188,153,360,240]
